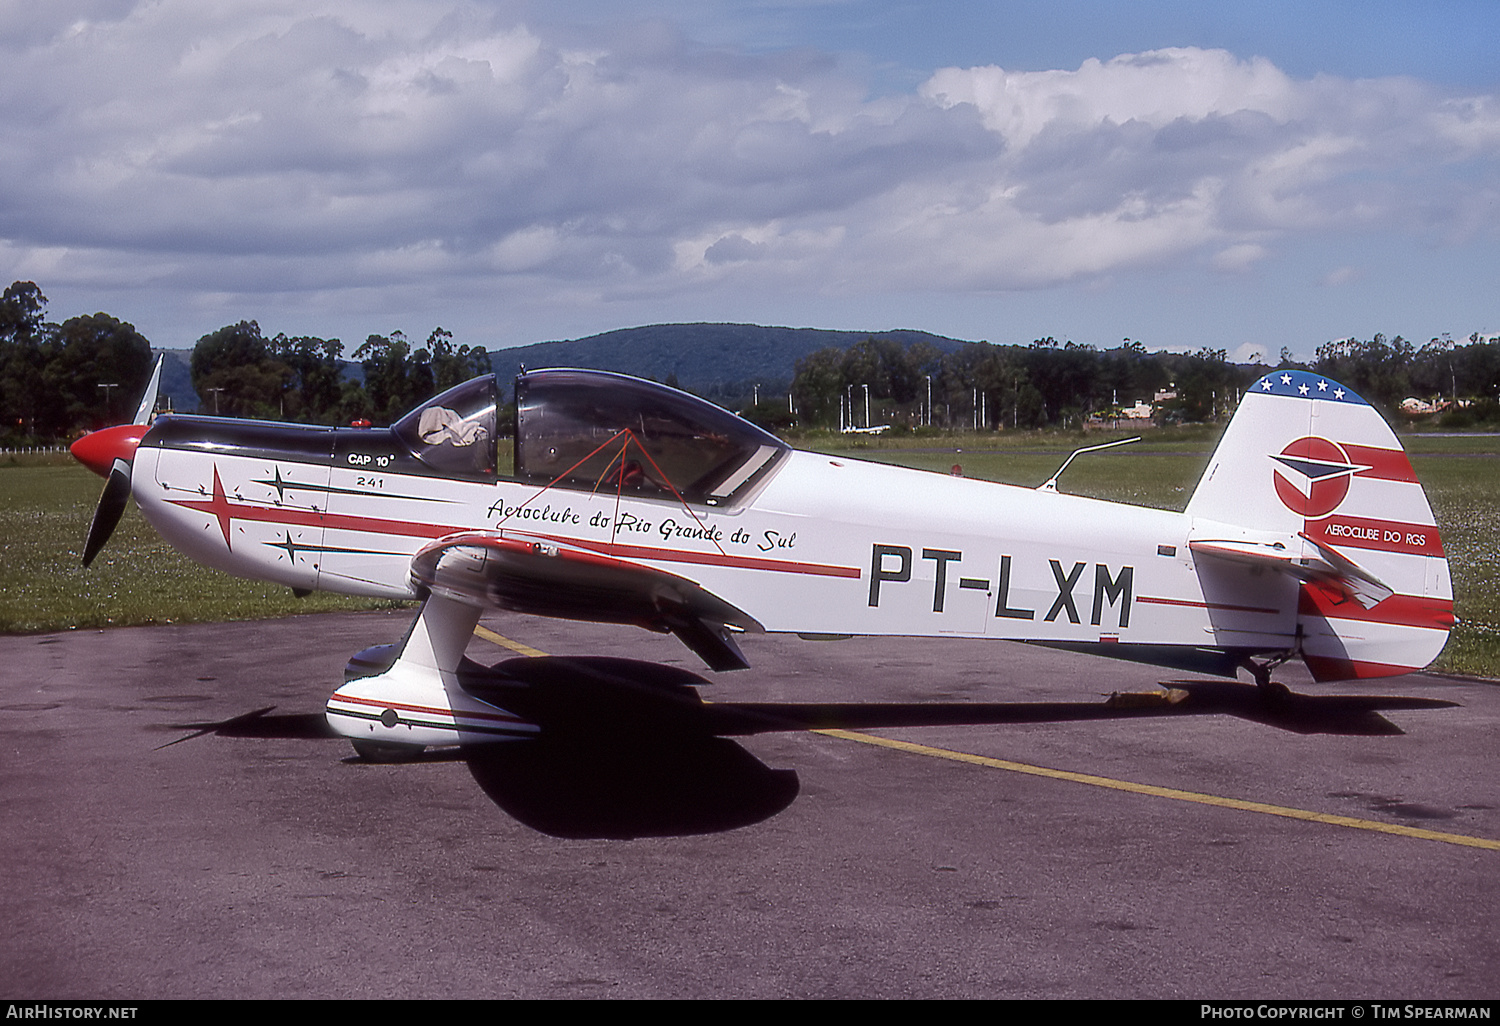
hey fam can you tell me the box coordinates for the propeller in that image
[71,355,163,567]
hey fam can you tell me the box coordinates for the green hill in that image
[487,323,972,402]
[151,322,974,413]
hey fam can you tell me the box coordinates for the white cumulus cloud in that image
[1,2,1497,344]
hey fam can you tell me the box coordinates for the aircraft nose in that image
[71,423,150,478]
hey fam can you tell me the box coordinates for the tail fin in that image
[1187,369,1453,681]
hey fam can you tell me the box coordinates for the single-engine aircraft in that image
[72,362,1454,760]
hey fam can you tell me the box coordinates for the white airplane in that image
[72,363,1453,760]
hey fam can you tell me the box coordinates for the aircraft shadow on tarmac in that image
[160,656,1457,839]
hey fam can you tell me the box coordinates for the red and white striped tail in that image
[1187,370,1453,681]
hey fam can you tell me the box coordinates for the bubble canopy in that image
[514,369,788,506]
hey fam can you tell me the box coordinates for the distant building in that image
[1400,396,1470,416]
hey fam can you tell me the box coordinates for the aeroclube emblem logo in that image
[1271,437,1364,518]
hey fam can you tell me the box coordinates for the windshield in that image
[392,375,498,478]
[514,369,787,505]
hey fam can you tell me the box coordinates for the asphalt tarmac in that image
[2,610,1496,999]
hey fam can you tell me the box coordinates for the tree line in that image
[0,281,491,444]
[782,331,1500,433]
[1311,333,1500,426]
[6,277,1500,444]
[0,282,155,443]
[785,336,1248,432]
[189,321,491,425]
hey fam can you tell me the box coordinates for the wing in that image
[409,531,762,672]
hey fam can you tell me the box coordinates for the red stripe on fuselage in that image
[169,474,467,549]
[169,466,861,579]
[1136,595,1281,615]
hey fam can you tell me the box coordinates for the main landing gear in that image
[1240,653,1294,699]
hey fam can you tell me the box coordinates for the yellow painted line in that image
[473,624,548,658]
[816,729,1500,851]
[469,626,1498,852]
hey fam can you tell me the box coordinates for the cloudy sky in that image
[3,1,1498,360]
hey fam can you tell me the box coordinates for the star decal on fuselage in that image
[268,531,304,563]
[254,467,294,503]
[172,465,238,547]
[167,463,473,553]
[251,463,463,506]
[262,530,409,564]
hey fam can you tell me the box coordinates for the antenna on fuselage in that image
[1038,436,1140,493]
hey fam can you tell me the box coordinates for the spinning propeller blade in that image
[71,355,162,566]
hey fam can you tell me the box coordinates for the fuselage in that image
[90,362,1456,686]
[129,411,1300,674]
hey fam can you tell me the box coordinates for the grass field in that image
[4,431,1498,677]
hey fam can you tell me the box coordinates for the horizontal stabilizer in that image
[1189,535,1393,610]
